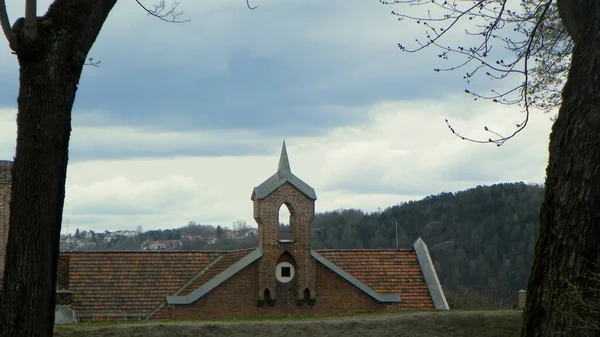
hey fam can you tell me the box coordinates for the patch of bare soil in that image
[54,310,522,337]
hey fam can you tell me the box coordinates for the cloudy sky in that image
[0,0,554,233]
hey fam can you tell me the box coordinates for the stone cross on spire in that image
[278,140,291,174]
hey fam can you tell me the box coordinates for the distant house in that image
[114,230,138,238]
[141,240,181,251]
[104,234,118,242]
[0,143,448,321]
[159,240,181,249]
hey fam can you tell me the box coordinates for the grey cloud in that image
[71,203,165,216]
[67,136,276,162]
[0,0,511,162]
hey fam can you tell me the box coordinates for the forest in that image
[75,182,543,309]
[310,182,543,308]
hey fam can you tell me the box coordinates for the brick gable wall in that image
[0,161,12,285]
[168,260,431,320]
[316,249,435,308]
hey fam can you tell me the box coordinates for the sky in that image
[0,0,554,233]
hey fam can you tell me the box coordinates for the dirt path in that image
[54,310,523,337]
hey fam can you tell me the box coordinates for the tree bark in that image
[0,1,116,336]
[522,1,600,336]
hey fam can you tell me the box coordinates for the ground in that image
[54,310,522,337]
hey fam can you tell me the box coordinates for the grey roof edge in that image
[310,250,400,303]
[413,237,450,310]
[252,172,317,201]
[166,248,263,305]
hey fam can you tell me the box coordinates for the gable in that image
[314,248,436,309]
[252,172,317,201]
[167,248,262,305]
[311,250,400,303]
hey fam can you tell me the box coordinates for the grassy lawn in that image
[54,310,523,337]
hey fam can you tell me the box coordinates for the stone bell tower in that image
[0,160,12,284]
[251,141,317,305]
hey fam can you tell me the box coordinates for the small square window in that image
[281,266,291,278]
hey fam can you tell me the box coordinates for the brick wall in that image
[0,160,12,285]
[253,182,317,302]
[167,260,421,320]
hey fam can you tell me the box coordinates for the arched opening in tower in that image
[278,203,293,242]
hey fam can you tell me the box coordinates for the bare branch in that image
[384,0,561,146]
[23,0,38,40]
[246,0,258,10]
[444,1,553,146]
[0,0,16,47]
[84,57,101,68]
[135,0,190,23]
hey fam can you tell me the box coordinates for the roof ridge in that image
[314,248,414,252]
[63,248,258,254]
[223,247,259,253]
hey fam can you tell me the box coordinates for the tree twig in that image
[246,0,258,10]
[134,0,190,23]
[385,0,556,146]
[84,57,101,67]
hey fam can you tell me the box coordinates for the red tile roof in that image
[62,247,434,319]
[67,251,222,319]
[314,249,434,309]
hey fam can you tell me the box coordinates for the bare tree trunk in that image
[522,1,600,336]
[0,1,116,336]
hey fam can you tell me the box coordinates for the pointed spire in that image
[278,140,291,174]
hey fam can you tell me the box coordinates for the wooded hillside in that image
[311,182,543,308]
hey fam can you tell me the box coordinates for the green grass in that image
[58,308,429,327]
[54,310,524,337]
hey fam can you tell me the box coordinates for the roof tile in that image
[67,251,222,317]
[314,249,434,309]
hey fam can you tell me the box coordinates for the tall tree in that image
[524,2,600,336]
[0,0,188,335]
[382,0,599,335]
